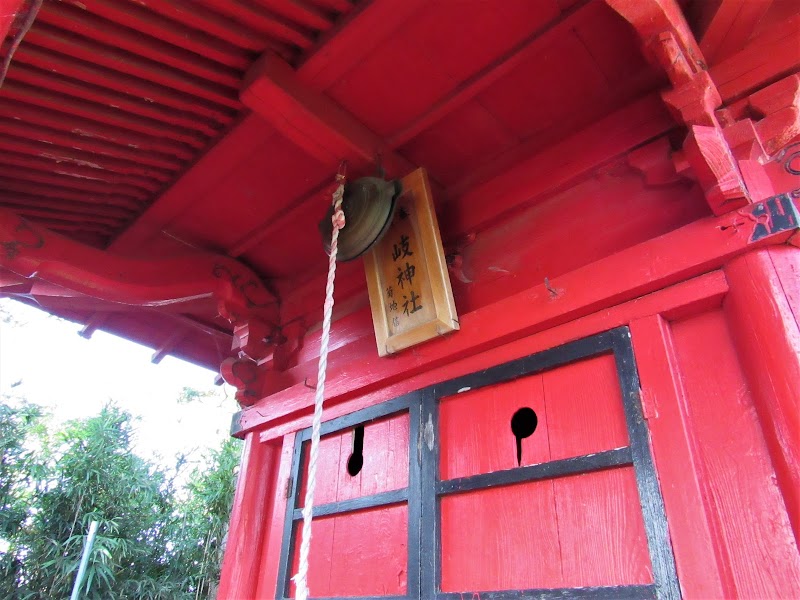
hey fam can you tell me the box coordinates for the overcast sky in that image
[0,298,235,466]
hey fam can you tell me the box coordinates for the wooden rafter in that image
[696,0,773,65]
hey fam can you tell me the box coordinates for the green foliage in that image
[0,398,241,600]
[175,387,216,406]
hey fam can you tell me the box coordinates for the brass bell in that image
[319,176,401,261]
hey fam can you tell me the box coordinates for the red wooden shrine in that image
[1,0,799,598]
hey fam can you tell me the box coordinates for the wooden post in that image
[217,432,279,599]
[724,246,800,543]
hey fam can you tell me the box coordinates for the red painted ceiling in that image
[0,0,792,370]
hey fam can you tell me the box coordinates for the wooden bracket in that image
[607,0,800,214]
[272,319,307,371]
[220,356,265,407]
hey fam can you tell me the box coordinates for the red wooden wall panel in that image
[670,309,800,598]
[297,412,409,506]
[439,354,650,592]
[553,468,652,587]
[542,354,629,460]
[289,504,409,597]
[439,375,549,480]
[440,467,652,592]
[440,479,562,591]
[440,354,629,480]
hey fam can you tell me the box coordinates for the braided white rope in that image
[293,175,346,600]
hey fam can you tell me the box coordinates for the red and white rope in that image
[293,169,346,600]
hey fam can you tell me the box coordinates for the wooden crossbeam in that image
[241,52,414,177]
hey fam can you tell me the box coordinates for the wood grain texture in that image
[288,504,408,597]
[237,189,791,437]
[256,272,729,443]
[439,352,649,592]
[724,247,800,542]
[554,468,652,587]
[440,479,562,591]
[671,309,800,598]
[297,412,409,507]
[439,374,548,481]
[364,168,458,356]
[629,315,731,599]
[216,433,279,599]
[543,354,629,461]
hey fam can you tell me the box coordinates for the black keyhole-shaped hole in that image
[510,407,538,466]
[346,425,364,477]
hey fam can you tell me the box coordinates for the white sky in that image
[0,298,236,467]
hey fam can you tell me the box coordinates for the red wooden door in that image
[276,328,679,599]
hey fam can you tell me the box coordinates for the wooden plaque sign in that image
[364,168,459,356]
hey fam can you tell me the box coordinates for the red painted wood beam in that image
[260,0,334,32]
[241,52,414,176]
[0,0,25,42]
[0,151,162,192]
[23,24,242,109]
[2,204,122,227]
[0,98,197,161]
[0,192,135,219]
[446,94,675,236]
[0,80,209,149]
[151,330,186,364]
[0,125,181,174]
[228,177,332,257]
[0,165,152,200]
[13,43,237,124]
[54,0,252,71]
[0,134,175,183]
[606,0,705,84]
[38,1,244,87]
[257,271,730,443]
[44,221,115,235]
[109,117,279,254]
[697,0,773,66]
[128,0,288,53]
[629,315,733,598]
[233,194,799,435]
[109,0,427,255]
[199,0,317,49]
[7,63,223,137]
[217,433,282,599]
[0,180,145,211]
[0,207,279,324]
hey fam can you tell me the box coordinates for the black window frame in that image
[276,326,681,600]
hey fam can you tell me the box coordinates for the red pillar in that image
[217,432,279,599]
[724,246,800,543]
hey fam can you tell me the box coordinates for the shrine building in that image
[1,0,799,598]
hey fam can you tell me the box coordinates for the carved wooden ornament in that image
[364,168,459,356]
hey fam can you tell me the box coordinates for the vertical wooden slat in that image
[629,314,731,599]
